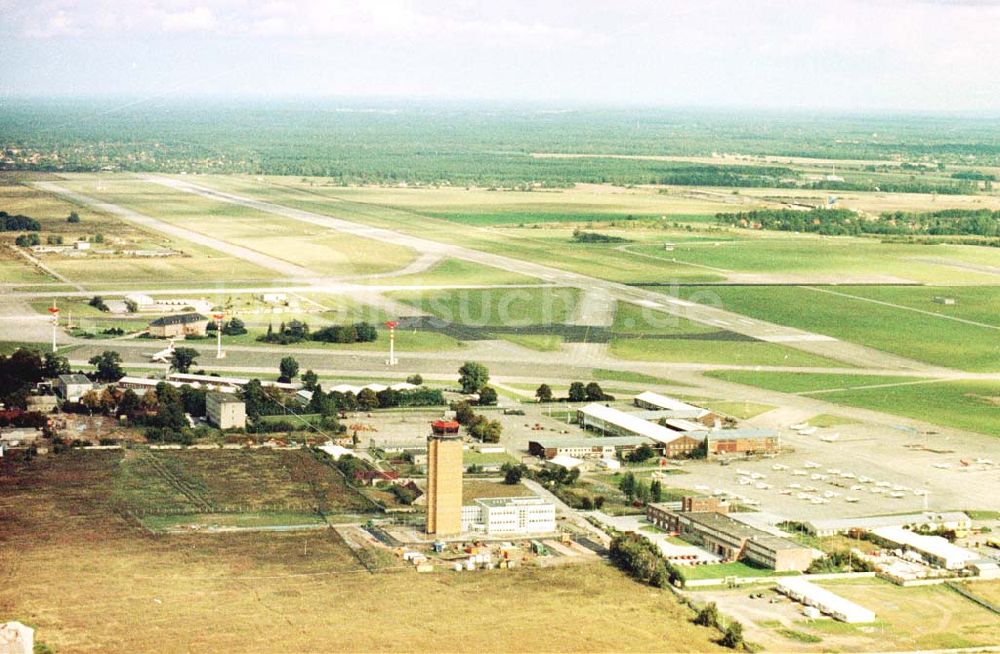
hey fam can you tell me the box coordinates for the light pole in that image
[384,321,398,366]
[47,304,60,353]
[213,312,226,359]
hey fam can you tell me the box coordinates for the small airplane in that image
[147,339,176,363]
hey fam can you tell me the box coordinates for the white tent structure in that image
[0,621,34,654]
[776,578,876,623]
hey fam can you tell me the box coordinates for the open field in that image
[362,257,542,286]
[704,371,929,394]
[57,177,419,278]
[609,302,849,368]
[113,449,376,524]
[629,236,1000,284]
[813,578,1000,650]
[681,285,1000,372]
[0,450,723,653]
[706,371,1000,435]
[392,287,581,327]
[695,577,1000,652]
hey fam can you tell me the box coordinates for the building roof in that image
[207,391,243,404]
[529,435,653,449]
[706,428,778,441]
[58,373,91,386]
[475,496,550,508]
[149,312,207,327]
[805,511,971,534]
[871,526,978,565]
[549,454,584,469]
[673,510,808,553]
[635,391,705,413]
[663,418,710,432]
[577,403,686,445]
[776,577,876,623]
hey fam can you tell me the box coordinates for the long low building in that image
[871,526,979,570]
[528,435,651,460]
[804,512,972,537]
[577,403,703,457]
[776,577,876,623]
[647,504,817,572]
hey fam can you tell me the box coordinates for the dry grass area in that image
[0,451,723,653]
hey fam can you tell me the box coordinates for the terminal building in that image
[647,503,817,572]
[576,403,703,457]
[528,435,650,460]
[461,496,557,536]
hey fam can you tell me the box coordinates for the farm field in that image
[680,285,1000,372]
[0,451,724,653]
[112,448,376,524]
[709,371,999,436]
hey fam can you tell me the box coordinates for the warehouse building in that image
[576,403,703,457]
[634,391,720,426]
[206,392,247,430]
[804,511,972,537]
[148,312,209,338]
[646,504,817,572]
[777,578,876,623]
[461,496,556,536]
[706,428,779,457]
[870,526,979,570]
[528,435,650,460]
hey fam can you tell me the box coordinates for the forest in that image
[716,207,1000,237]
[5,99,1000,187]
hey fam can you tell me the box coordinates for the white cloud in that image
[22,8,79,38]
[160,6,217,32]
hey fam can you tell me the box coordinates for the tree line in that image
[716,207,1000,237]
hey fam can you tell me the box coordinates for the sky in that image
[1,0,999,111]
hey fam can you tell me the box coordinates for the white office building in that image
[461,496,556,536]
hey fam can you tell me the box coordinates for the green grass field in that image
[609,334,847,367]
[707,371,999,435]
[631,237,1000,284]
[682,285,1000,372]
[391,286,581,328]
[610,302,850,367]
[806,578,1000,651]
[364,257,542,286]
[57,177,419,277]
[682,561,793,581]
[704,371,928,394]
